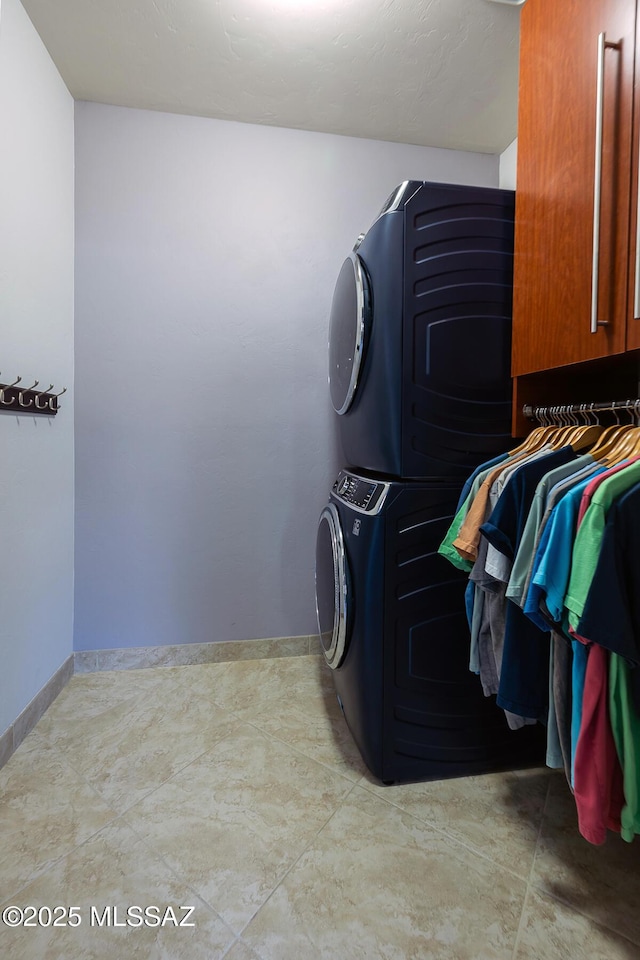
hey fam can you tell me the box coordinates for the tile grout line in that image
[235,778,361,947]
[0,807,126,909]
[2,705,249,907]
[242,714,365,787]
[220,937,266,960]
[510,771,556,960]
[526,878,640,951]
[354,774,541,888]
[34,682,253,815]
[115,818,240,947]
[115,720,358,940]
[100,713,253,817]
[123,771,360,954]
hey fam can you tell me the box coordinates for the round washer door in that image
[315,503,350,669]
[328,253,372,415]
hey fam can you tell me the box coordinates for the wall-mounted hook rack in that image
[0,373,66,415]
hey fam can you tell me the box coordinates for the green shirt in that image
[437,459,508,572]
[438,495,475,572]
[609,655,640,842]
[565,461,640,630]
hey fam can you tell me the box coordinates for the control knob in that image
[337,475,350,496]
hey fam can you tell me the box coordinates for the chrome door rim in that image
[330,253,368,416]
[315,503,349,669]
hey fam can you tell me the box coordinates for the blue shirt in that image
[480,448,577,720]
[523,468,607,631]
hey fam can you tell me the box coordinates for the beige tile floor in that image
[2,654,640,959]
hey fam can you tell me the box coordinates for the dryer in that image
[315,468,544,783]
[329,180,515,480]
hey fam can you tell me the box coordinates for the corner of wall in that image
[499,138,518,191]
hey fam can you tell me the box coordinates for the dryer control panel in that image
[332,470,389,515]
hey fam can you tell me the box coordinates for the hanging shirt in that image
[565,459,640,631]
[572,644,624,845]
[479,447,577,720]
[452,446,553,564]
[577,481,640,690]
[551,631,573,785]
[438,452,510,572]
[546,643,564,770]
[455,452,511,513]
[505,455,595,607]
[570,639,589,787]
[483,446,565,584]
[609,655,640,843]
[518,461,602,610]
[522,469,607,631]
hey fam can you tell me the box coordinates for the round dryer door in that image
[315,503,350,669]
[328,253,371,415]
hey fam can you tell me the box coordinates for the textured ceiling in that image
[19,0,522,153]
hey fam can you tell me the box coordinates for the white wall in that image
[74,102,499,651]
[0,0,74,732]
[500,138,517,190]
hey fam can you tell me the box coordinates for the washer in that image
[315,468,544,783]
[329,180,515,480]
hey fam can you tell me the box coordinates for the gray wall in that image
[0,0,74,733]
[500,138,517,190]
[74,101,499,651]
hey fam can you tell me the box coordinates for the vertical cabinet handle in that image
[591,32,606,334]
[635,139,640,318]
[591,32,620,333]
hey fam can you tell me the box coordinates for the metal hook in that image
[625,399,636,424]
[34,384,54,410]
[18,380,39,408]
[48,386,67,411]
[0,375,22,406]
[612,400,621,425]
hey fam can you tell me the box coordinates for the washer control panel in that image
[332,470,389,514]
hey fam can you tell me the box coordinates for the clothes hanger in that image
[508,406,557,455]
[547,405,583,449]
[581,402,621,459]
[600,401,640,465]
[591,401,638,463]
[561,403,604,451]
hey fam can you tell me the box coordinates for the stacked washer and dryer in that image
[315,181,543,784]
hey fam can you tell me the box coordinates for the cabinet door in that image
[626,7,640,351]
[512,0,635,377]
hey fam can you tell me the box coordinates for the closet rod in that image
[523,399,640,420]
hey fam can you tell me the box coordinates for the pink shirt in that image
[573,644,624,844]
[576,456,640,527]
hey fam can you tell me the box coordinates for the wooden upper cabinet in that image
[627,5,640,351]
[512,0,636,377]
